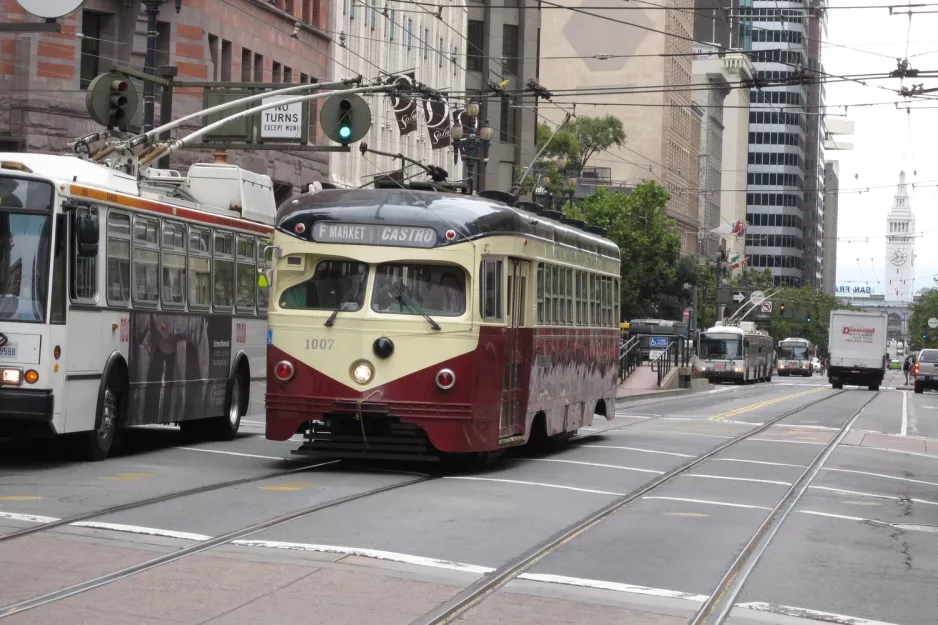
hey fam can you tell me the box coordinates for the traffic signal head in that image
[807,312,813,323]
[337,99,353,142]
[779,303,786,314]
[320,93,372,145]
[85,71,139,131]
[109,79,130,125]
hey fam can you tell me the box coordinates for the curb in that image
[615,388,694,405]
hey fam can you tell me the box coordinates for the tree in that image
[767,286,847,354]
[909,286,938,348]
[565,182,682,320]
[535,115,626,172]
[514,158,568,198]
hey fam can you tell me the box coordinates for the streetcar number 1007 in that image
[305,338,335,350]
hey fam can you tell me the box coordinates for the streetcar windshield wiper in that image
[394,284,441,331]
[324,272,367,327]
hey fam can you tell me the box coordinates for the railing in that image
[618,336,641,383]
[651,336,692,387]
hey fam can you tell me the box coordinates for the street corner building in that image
[0,0,332,201]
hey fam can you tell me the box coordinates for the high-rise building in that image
[801,0,828,288]
[742,1,813,286]
[885,171,916,303]
[327,0,467,188]
[539,2,701,254]
[465,0,540,193]
[0,0,331,199]
[821,160,839,294]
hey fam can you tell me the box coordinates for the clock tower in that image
[885,171,915,303]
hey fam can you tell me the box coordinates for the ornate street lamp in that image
[453,109,492,195]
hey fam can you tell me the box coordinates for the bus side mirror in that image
[75,212,99,257]
[744,339,751,348]
[257,268,271,289]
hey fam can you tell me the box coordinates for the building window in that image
[467,20,484,71]
[313,0,322,26]
[439,37,444,67]
[221,39,232,81]
[241,47,252,82]
[389,9,395,41]
[502,24,519,75]
[254,53,264,82]
[424,28,429,59]
[371,0,377,29]
[499,96,516,143]
[80,12,104,90]
[272,61,282,83]
[407,18,413,51]
[284,65,293,83]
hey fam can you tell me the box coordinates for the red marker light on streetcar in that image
[295,223,306,234]
[435,368,456,390]
[274,360,295,381]
[445,229,456,241]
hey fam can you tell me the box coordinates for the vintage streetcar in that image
[264,184,621,460]
[696,321,775,384]
[0,154,273,460]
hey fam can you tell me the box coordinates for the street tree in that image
[535,115,626,172]
[909,283,938,348]
[768,286,848,352]
[564,181,681,320]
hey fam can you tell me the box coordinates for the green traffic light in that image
[338,125,352,140]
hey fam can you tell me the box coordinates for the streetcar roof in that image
[276,188,621,259]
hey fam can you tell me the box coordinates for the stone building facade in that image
[0,0,331,201]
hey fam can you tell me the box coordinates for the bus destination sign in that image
[311,222,437,248]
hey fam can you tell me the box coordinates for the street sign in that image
[649,350,665,360]
[259,95,304,140]
[760,300,773,313]
[732,291,746,304]
[649,336,669,349]
[16,0,83,18]
[928,317,938,329]
[750,290,765,305]
[683,309,690,321]
[716,285,732,305]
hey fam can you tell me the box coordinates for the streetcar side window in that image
[70,205,98,303]
[591,274,600,325]
[614,278,619,326]
[256,238,269,313]
[480,258,503,322]
[577,271,587,326]
[557,267,566,325]
[565,268,573,325]
[106,211,131,306]
[235,235,256,313]
[536,263,544,324]
[213,231,234,311]
[550,265,559,324]
[131,214,159,306]
[161,220,186,309]
[188,226,211,310]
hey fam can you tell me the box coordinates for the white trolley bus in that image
[0,154,274,460]
[776,337,815,376]
[696,321,775,384]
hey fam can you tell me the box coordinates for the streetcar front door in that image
[500,259,529,443]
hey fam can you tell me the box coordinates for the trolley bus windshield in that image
[779,345,810,359]
[699,334,743,359]
[0,176,55,322]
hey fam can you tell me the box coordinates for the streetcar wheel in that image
[82,374,124,461]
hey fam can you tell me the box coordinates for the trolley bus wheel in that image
[82,373,125,461]
[209,369,247,440]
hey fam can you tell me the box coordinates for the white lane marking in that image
[747,438,825,445]
[241,419,265,426]
[517,573,710,602]
[533,459,663,474]
[609,431,734,439]
[683,474,792,486]
[824,467,938,488]
[808,486,938,506]
[736,601,902,625]
[716,458,805,468]
[443,476,624,497]
[0,511,59,524]
[775,424,839,431]
[176,447,289,461]
[642,497,772,511]
[232,540,495,574]
[798,510,867,523]
[893,523,938,533]
[71,522,212,541]
[901,390,908,436]
[840,445,938,460]
[716,419,766,426]
[580,445,694,458]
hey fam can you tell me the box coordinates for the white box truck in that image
[828,310,888,390]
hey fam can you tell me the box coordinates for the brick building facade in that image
[0,0,331,201]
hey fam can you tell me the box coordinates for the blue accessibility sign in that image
[648,336,669,348]
[267,328,273,345]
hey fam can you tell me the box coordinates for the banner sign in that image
[423,95,452,149]
[385,72,418,136]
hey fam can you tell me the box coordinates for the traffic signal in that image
[807,311,813,323]
[779,303,786,315]
[85,71,139,131]
[337,99,353,142]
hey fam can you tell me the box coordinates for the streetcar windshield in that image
[372,263,466,316]
[279,259,368,310]
[779,345,810,359]
[0,177,55,322]
[699,334,743,359]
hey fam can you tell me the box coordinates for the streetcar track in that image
[410,388,846,625]
[689,391,881,625]
[0,474,435,619]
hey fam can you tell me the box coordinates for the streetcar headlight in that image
[351,360,374,385]
[274,360,295,381]
[435,368,456,390]
[1,368,22,385]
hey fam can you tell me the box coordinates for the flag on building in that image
[728,253,749,271]
[711,219,747,237]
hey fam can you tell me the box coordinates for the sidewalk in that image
[615,365,703,403]
[842,429,938,457]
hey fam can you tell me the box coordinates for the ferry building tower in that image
[885,171,916,303]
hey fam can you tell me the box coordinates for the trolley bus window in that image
[106,211,131,306]
[213,231,234,310]
[235,235,256,313]
[280,260,368,310]
[0,177,53,322]
[372,263,465,316]
[161,221,186,308]
[188,227,211,309]
[699,334,743,359]
[132,215,159,305]
[70,206,98,302]
[778,345,810,359]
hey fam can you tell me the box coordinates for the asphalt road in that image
[1,373,936,625]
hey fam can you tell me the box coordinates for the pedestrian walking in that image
[903,355,912,385]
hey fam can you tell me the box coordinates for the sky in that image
[824,1,938,294]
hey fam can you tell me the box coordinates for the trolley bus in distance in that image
[264,185,622,460]
[0,154,273,460]
[696,321,774,384]
[777,337,815,376]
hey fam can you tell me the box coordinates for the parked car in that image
[812,357,822,372]
[889,359,902,370]
[913,349,938,393]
